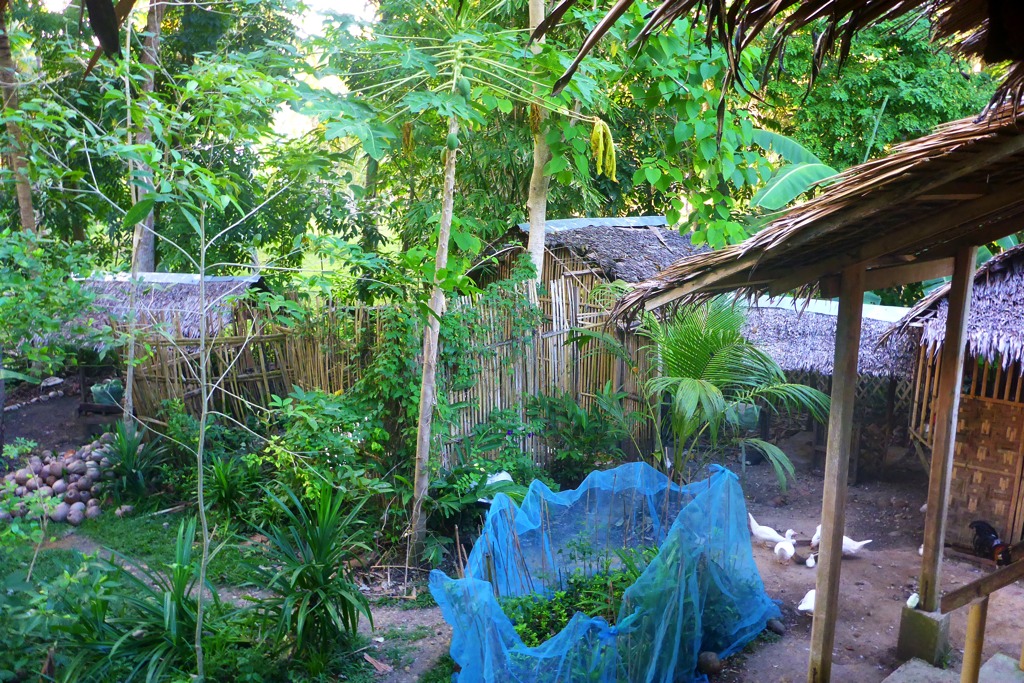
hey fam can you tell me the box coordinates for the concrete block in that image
[980,653,1024,683]
[882,658,958,683]
[897,606,951,666]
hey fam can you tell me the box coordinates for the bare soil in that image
[721,449,1024,682]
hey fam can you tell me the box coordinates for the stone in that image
[697,651,723,676]
[36,486,53,499]
[766,618,786,636]
[85,506,101,520]
[897,606,950,666]
[39,395,49,402]
[40,376,63,388]
[49,502,69,523]
[29,462,42,475]
[25,477,39,492]
[48,391,59,399]
[52,480,67,495]
[67,510,84,527]
[86,497,99,508]
[63,489,80,504]
[15,486,25,497]
[69,502,86,514]
[45,476,56,486]
[68,473,81,484]
[13,470,28,486]
[49,462,63,479]
[115,505,134,518]
[78,475,93,490]
[67,461,86,475]
[0,511,11,522]
[41,450,52,460]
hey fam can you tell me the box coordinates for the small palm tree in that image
[641,297,829,489]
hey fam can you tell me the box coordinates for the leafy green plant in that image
[2,437,37,463]
[527,387,629,487]
[205,454,260,522]
[257,482,373,673]
[640,298,830,489]
[57,517,243,682]
[107,421,168,501]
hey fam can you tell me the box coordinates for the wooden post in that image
[808,265,864,683]
[920,245,977,611]
[961,596,989,683]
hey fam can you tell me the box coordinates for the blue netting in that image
[429,462,780,682]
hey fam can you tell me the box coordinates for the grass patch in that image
[1,544,85,583]
[419,655,456,683]
[383,624,434,642]
[75,512,263,587]
[374,590,437,610]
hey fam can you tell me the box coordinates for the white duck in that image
[798,589,816,614]
[749,514,795,547]
[806,553,816,568]
[774,538,796,564]
[809,524,873,555]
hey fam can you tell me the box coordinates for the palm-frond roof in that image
[613,106,1024,319]
[887,243,1024,367]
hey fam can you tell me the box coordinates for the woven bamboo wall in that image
[948,396,1024,548]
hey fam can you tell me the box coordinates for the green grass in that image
[1,544,84,583]
[419,655,457,683]
[75,512,264,587]
[374,590,437,610]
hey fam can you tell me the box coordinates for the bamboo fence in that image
[128,280,657,462]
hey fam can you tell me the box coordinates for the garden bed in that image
[430,462,780,681]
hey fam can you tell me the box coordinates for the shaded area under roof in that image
[890,243,1024,368]
[616,107,1024,318]
[514,216,708,284]
[82,272,262,340]
[743,297,914,378]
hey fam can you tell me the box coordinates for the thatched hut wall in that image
[893,245,1024,549]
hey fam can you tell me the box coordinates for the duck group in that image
[748,513,872,614]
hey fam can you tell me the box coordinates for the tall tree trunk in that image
[130,0,164,272]
[0,353,6,461]
[0,3,36,234]
[409,115,459,555]
[525,0,550,282]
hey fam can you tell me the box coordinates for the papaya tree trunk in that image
[410,115,459,555]
[130,0,164,272]
[525,0,550,282]
[0,2,36,234]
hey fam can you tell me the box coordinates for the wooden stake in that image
[808,265,864,683]
[920,245,977,612]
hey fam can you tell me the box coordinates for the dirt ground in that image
[720,449,1024,682]
[3,394,97,455]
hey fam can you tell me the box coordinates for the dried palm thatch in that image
[535,0,1024,114]
[887,243,1024,368]
[613,106,1024,319]
[82,272,262,340]
[513,216,709,283]
[744,298,914,378]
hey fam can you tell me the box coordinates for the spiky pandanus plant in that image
[640,297,829,489]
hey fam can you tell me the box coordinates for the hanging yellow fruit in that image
[590,118,617,183]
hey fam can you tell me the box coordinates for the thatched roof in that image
[743,297,914,378]
[614,107,1024,318]
[515,216,708,283]
[889,244,1024,368]
[83,273,262,339]
[536,0,1024,113]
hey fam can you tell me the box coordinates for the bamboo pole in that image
[920,245,977,612]
[808,265,864,683]
[961,596,988,683]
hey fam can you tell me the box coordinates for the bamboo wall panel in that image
[947,396,1024,549]
[130,279,657,465]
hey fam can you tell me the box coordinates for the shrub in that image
[56,517,247,682]
[205,454,260,523]
[526,387,629,487]
[106,421,168,502]
[257,482,373,673]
